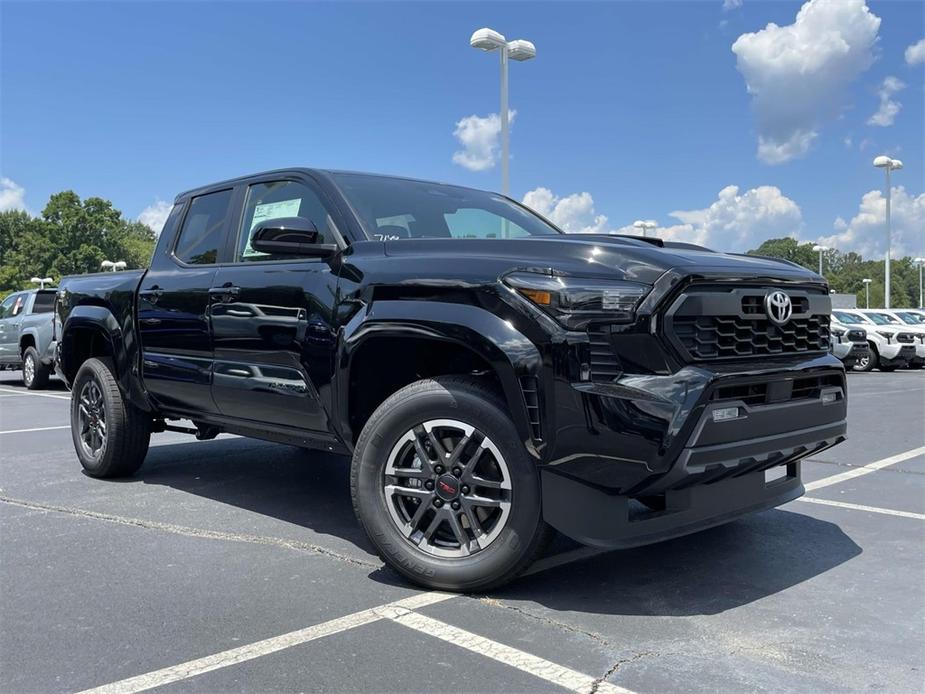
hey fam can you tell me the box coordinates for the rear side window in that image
[31,292,56,314]
[174,189,233,265]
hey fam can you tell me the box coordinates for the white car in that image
[859,309,925,370]
[831,310,917,371]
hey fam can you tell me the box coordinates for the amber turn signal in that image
[518,288,552,305]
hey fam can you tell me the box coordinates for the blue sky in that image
[1,0,923,257]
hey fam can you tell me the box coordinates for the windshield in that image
[332,173,562,241]
[896,311,925,325]
[865,312,899,326]
[833,311,869,325]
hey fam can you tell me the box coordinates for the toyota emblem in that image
[764,291,793,325]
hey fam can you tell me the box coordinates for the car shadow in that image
[134,437,861,617]
[0,372,69,392]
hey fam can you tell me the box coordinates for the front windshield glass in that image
[834,311,868,325]
[866,312,898,326]
[332,173,562,241]
[896,311,925,325]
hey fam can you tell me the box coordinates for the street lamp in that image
[30,276,53,289]
[873,155,903,308]
[812,244,828,277]
[470,27,536,196]
[100,260,127,272]
[633,220,657,238]
[862,278,872,309]
[915,258,925,309]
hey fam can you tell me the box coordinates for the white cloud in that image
[522,187,611,234]
[452,111,515,172]
[0,177,28,213]
[731,0,881,164]
[867,76,905,127]
[905,38,925,65]
[723,0,743,10]
[819,187,925,257]
[137,200,172,234]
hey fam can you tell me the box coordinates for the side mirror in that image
[250,217,338,257]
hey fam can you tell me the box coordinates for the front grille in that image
[898,333,916,344]
[712,373,842,406]
[846,329,866,343]
[587,326,621,382]
[665,285,831,362]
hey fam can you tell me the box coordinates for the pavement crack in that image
[477,597,614,648]
[0,495,379,569]
[590,650,657,693]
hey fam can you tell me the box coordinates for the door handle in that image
[209,285,241,301]
[139,286,163,303]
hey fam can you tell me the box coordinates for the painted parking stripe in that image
[387,608,633,694]
[76,592,456,694]
[797,496,925,520]
[0,386,69,400]
[0,425,70,435]
[804,446,925,491]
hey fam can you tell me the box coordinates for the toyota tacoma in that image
[56,168,847,591]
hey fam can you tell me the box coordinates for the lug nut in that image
[434,499,444,508]
[452,467,462,477]
[451,501,461,511]
[424,480,434,491]
[461,485,470,494]
[434,465,444,474]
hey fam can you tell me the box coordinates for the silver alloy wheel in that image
[383,419,512,558]
[23,354,35,386]
[77,378,107,459]
[855,354,870,370]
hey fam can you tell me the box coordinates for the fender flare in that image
[336,300,543,453]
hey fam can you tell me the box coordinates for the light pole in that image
[30,276,53,289]
[470,27,536,196]
[873,155,903,308]
[633,220,657,238]
[862,278,872,309]
[100,260,127,272]
[915,258,925,308]
[812,244,828,277]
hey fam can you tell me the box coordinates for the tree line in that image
[0,191,921,308]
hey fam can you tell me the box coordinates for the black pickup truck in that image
[56,168,847,590]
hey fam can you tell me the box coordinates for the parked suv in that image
[0,288,57,388]
[56,168,846,590]
[832,310,915,371]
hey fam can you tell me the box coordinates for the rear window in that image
[31,291,56,314]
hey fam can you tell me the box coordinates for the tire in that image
[854,346,876,372]
[70,357,150,478]
[351,376,552,592]
[22,346,50,390]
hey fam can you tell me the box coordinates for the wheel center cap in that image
[435,474,460,500]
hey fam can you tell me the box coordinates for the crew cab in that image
[0,288,58,389]
[56,168,847,591]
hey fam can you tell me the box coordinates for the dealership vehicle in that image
[55,169,846,591]
[829,318,869,370]
[0,288,58,388]
[832,310,915,372]
[859,310,925,369]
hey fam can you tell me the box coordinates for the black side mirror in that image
[250,217,338,257]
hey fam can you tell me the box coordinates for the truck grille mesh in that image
[674,314,830,360]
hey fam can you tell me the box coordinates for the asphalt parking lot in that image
[1,370,923,693]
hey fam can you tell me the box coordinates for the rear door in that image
[209,176,344,432]
[138,190,234,415]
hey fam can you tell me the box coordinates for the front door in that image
[210,178,342,432]
[0,293,24,362]
[138,190,234,415]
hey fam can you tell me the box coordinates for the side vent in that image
[587,326,621,383]
[519,376,542,441]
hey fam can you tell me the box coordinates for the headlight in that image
[831,327,846,340]
[504,271,650,328]
[876,330,893,342]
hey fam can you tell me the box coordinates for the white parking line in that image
[387,609,633,694]
[76,592,456,694]
[804,446,925,491]
[0,386,69,400]
[0,425,70,435]
[797,496,925,520]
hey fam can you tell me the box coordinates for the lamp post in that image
[633,220,657,238]
[862,278,872,309]
[100,260,126,272]
[470,27,536,196]
[812,244,828,277]
[915,258,925,308]
[30,276,53,289]
[873,155,903,308]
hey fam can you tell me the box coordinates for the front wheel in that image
[70,357,150,478]
[854,347,877,372]
[351,377,551,592]
[22,347,50,390]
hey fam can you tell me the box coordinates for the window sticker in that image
[243,198,303,257]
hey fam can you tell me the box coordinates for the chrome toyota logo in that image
[764,291,792,325]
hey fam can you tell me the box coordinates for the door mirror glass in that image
[250,217,336,257]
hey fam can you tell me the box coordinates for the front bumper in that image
[833,340,869,365]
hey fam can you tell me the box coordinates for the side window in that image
[174,189,233,265]
[10,294,26,317]
[235,180,338,262]
[31,292,56,314]
[0,294,18,319]
[443,208,530,239]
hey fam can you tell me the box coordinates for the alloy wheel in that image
[77,378,107,458]
[23,354,35,386]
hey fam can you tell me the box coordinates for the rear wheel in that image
[70,357,150,478]
[22,346,50,390]
[351,376,551,592]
